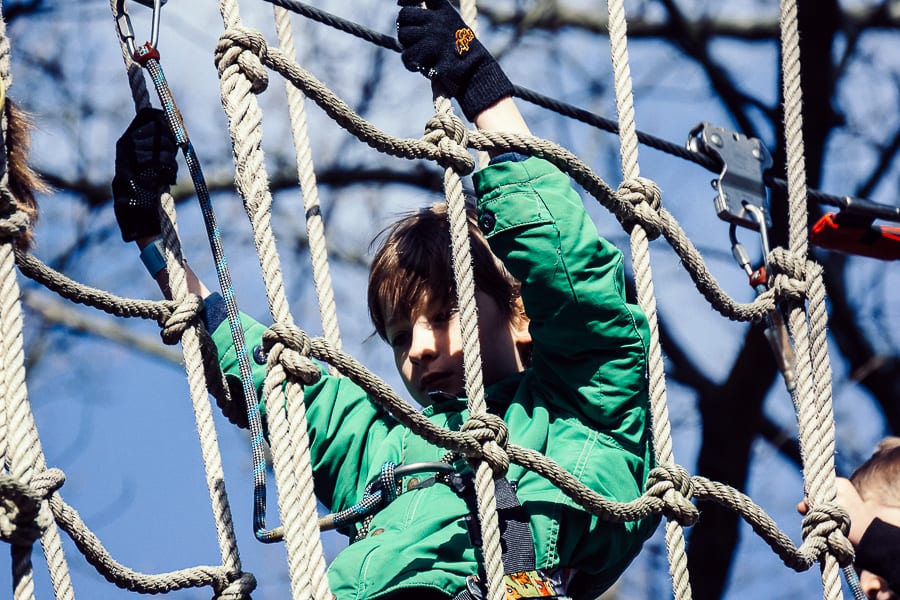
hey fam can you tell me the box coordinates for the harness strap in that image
[449,475,571,600]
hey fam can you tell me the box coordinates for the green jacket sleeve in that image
[473,157,650,453]
[211,312,396,511]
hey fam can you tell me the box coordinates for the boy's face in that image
[384,291,530,406]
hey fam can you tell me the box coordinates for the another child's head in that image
[367,202,531,406]
[851,437,900,506]
[850,437,900,599]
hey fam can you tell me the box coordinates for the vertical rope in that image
[0,6,75,599]
[606,0,691,597]
[272,7,342,356]
[215,1,329,597]
[778,1,841,597]
[433,93,504,600]
[156,197,247,593]
[444,3,503,598]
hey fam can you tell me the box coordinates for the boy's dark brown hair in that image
[850,436,900,505]
[4,100,45,250]
[367,202,525,340]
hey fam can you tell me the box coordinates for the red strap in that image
[810,213,900,260]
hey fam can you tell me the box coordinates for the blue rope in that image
[134,43,280,543]
[329,462,398,530]
[842,565,867,600]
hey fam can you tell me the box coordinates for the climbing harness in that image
[437,454,571,600]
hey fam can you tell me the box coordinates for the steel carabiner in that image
[115,0,166,57]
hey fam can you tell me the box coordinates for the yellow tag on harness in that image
[503,570,561,599]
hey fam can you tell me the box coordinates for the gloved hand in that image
[112,108,178,242]
[397,0,514,121]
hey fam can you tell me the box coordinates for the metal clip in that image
[115,0,166,56]
[687,122,773,230]
[730,207,797,392]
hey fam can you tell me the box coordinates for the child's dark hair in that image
[367,202,525,340]
[850,436,900,504]
[4,100,45,250]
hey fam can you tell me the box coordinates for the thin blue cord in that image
[136,44,280,543]
[843,565,867,600]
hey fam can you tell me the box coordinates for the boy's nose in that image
[408,322,437,364]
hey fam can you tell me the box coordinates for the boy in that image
[113,2,658,597]
[798,438,900,599]
[837,438,900,599]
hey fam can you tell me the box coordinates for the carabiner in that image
[729,205,772,277]
[115,0,165,57]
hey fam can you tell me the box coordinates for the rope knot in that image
[800,503,855,567]
[213,571,257,600]
[644,465,698,526]
[160,294,204,345]
[30,468,66,498]
[423,112,475,174]
[263,323,322,385]
[0,206,31,243]
[767,248,809,305]
[0,469,64,547]
[616,178,663,240]
[215,27,269,94]
[460,413,510,476]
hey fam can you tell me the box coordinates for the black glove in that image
[397,0,514,121]
[112,108,178,242]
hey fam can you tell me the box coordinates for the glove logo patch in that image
[455,27,475,56]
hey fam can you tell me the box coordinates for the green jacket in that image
[213,156,658,600]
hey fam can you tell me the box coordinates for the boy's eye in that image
[389,331,410,349]
[432,307,458,323]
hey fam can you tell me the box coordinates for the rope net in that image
[0,1,852,599]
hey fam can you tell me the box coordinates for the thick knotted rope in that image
[213,572,257,600]
[644,465,698,526]
[423,112,475,174]
[616,177,663,240]
[263,323,323,386]
[160,293,205,345]
[459,413,509,477]
[215,27,270,94]
[0,208,29,243]
[767,247,810,305]
[0,469,63,547]
[800,504,854,568]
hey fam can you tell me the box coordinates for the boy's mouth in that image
[420,371,453,392]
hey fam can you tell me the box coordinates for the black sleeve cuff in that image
[458,60,514,122]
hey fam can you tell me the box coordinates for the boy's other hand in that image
[112,108,178,242]
[397,0,513,120]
